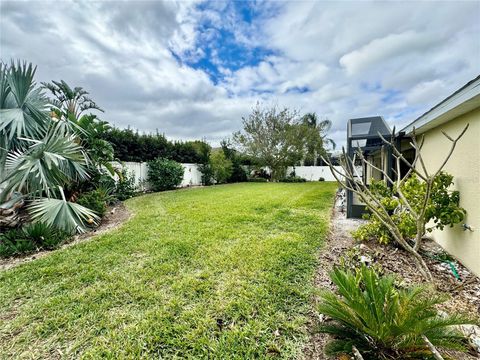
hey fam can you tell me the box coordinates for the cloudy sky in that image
[1,1,479,147]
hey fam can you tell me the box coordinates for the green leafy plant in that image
[198,163,214,186]
[21,222,70,250]
[220,139,248,183]
[147,158,184,192]
[352,173,466,245]
[210,149,233,184]
[0,237,17,257]
[115,169,136,200]
[247,177,268,182]
[279,176,307,183]
[317,266,472,359]
[76,189,109,217]
[0,229,35,257]
[0,222,71,257]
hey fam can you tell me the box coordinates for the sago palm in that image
[318,266,473,359]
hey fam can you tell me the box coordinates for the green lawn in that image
[0,182,336,359]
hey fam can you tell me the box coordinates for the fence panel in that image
[113,162,203,190]
[286,166,346,181]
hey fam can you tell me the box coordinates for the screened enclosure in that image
[346,116,393,218]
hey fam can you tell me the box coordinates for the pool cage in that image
[346,116,393,218]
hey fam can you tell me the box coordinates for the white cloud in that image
[1,0,479,149]
[339,31,437,75]
[406,79,448,106]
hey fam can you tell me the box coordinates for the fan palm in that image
[29,188,99,233]
[2,122,90,197]
[0,61,99,232]
[318,266,473,359]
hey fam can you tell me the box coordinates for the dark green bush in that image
[101,128,211,163]
[147,158,184,191]
[319,177,325,181]
[0,222,70,257]
[22,222,70,250]
[77,189,109,217]
[248,178,268,182]
[279,176,306,183]
[317,265,472,359]
[0,235,20,257]
[228,162,248,183]
[198,163,214,185]
[0,229,33,257]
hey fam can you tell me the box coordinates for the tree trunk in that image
[0,194,25,229]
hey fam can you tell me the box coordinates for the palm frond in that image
[0,61,49,140]
[316,266,474,359]
[28,190,99,233]
[1,122,89,197]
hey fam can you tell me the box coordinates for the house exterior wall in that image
[417,107,480,276]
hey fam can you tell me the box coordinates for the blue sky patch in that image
[172,1,279,84]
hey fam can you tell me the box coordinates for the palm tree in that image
[42,80,103,120]
[301,112,336,165]
[0,61,99,232]
[42,80,118,177]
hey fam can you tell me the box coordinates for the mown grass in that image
[0,182,336,359]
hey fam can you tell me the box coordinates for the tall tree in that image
[301,112,336,165]
[233,104,305,180]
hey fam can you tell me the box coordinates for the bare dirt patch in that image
[0,203,132,271]
[304,194,480,360]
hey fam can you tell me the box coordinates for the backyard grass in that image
[0,182,337,359]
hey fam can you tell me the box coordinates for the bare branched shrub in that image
[323,124,469,280]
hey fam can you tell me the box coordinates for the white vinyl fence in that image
[115,162,347,191]
[286,166,346,181]
[112,162,202,190]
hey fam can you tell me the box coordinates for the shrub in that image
[248,178,268,182]
[352,173,466,245]
[279,176,306,183]
[198,163,214,186]
[0,228,35,257]
[0,222,70,257]
[77,189,108,217]
[22,222,70,249]
[147,158,184,192]
[0,237,17,257]
[210,149,233,184]
[228,162,248,182]
[115,169,136,200]
[319,177,325,181]
[317,266,472,359]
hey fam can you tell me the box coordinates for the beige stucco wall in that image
[418,107,480,276]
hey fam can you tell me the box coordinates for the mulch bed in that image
[0,203,132,271]
[304,197,480,360]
